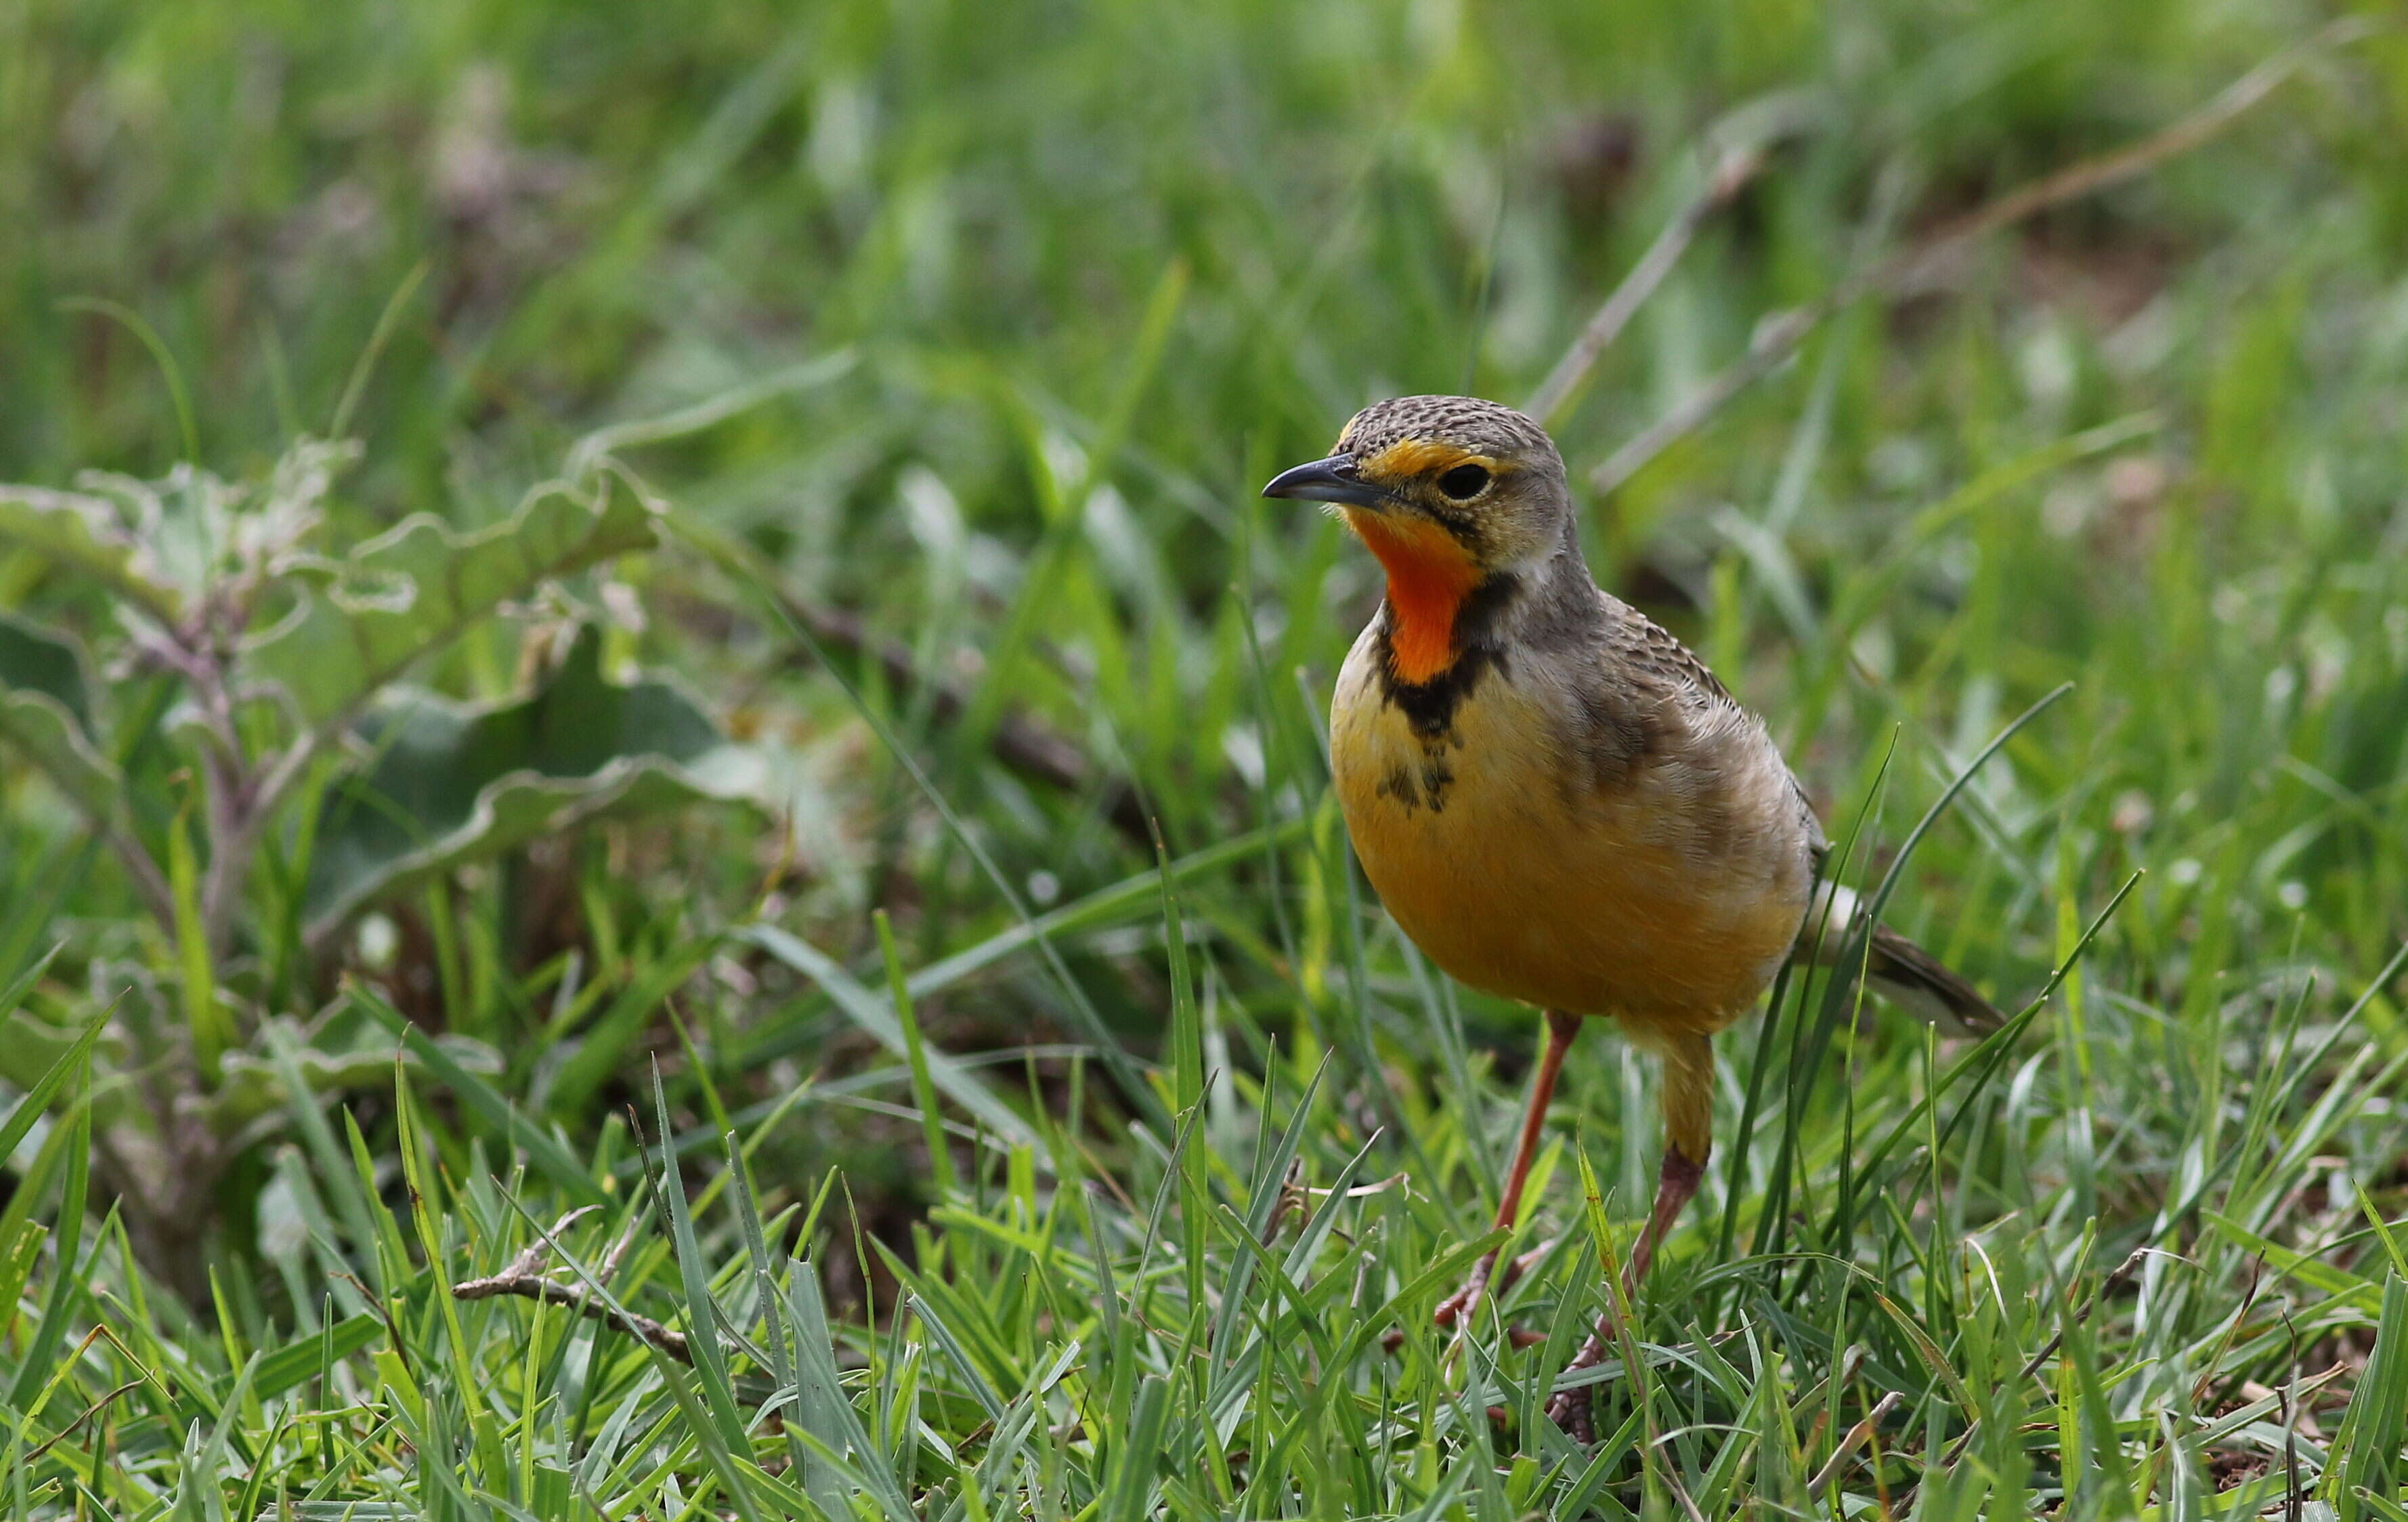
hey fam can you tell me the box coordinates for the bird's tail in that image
[1797,882,2004,1036]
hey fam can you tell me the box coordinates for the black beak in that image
[1261,454,1385,508]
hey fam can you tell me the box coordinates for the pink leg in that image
[1434,1009,1583,1328]
[1545,1144,1704,1440]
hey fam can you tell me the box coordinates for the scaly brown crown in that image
[1335,395,1562,470]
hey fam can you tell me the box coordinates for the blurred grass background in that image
[5,0,2408,1514]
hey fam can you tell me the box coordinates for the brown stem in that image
[102,825,179,935]
[197,748,249,960]
[131,605,261,959]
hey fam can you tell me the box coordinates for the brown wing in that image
[1610,596,1828,852]
[1616,603,1734,705]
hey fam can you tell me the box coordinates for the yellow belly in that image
[1330,637,1808,1035]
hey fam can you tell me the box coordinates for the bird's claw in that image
[1432,1238,1557,1329]
[1545,1322,1616,1443]
[1431,1254,1497,1328]
[1545,1385,1598,1445]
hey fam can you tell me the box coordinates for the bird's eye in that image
[1436,463,1490,500]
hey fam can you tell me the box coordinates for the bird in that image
[1262,394,2000,1432]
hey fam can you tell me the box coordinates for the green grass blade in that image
[352,982,606,1206]
[740,924,1037,1150]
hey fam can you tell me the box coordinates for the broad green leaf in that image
[204,1012,500,1135]
[246,468,658,733]
[0,440,354,633]
[0,687,122,824]
[302,625,758,938]
[0,615,91,730]
[0,482,181,623]
[0,617,129,900]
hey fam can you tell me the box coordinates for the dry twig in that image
[452,1273,694,1363]
[24,1380,147,1463]
[1808,1389,1904,1493]
[450,1206,696,1364]
[1527,139,1781,424]
[1583,16,2384,496]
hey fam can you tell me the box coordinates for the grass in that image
[5,0,2408,1515]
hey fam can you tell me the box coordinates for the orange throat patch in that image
[1343,509,1483,685]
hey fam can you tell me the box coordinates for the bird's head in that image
[1262,395,1574,682]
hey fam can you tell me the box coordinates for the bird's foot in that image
[1430,1251,1498,1329]
[1432,1238,1555,1329]
[1545,1319,1618,1443]
[1379,1240,1560,1353]
[1547,1228,1662,1442]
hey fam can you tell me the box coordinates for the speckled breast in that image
[1329,626,1810,1030]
